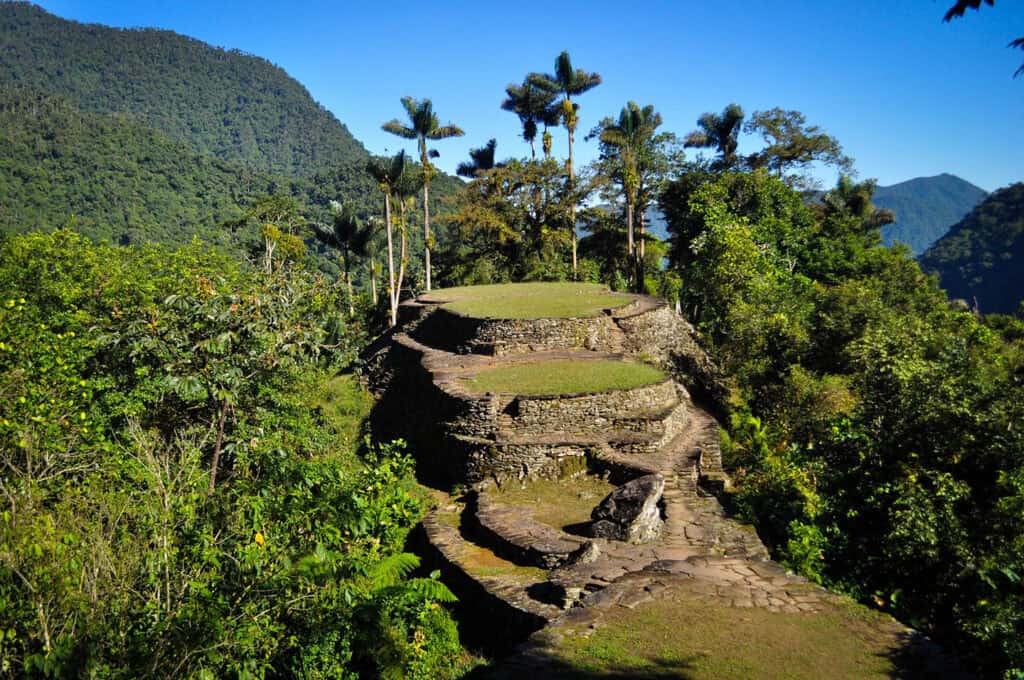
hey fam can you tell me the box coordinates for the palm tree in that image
[367,151,410,327]
[530,51,601,275]
[683,103,745,171]
[311,200,372,316]
[501,80,556,160]
[382,97,464,291]
[598,102,663,289]
[457,139,502,178]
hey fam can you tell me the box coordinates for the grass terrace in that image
[420,282,632,319]
[459,358,665,396]
[523,589,951,679]
[492,475,616,532]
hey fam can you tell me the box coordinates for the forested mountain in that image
[0,2,368,180]
[0,85,286,247]
[874,173,987,255]
[919,182,1024,314]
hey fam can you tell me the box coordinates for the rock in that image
[589,474,665,544]
[564,540,601,566]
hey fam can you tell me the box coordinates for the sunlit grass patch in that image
[422,282,632,319]
[459,358,665,396]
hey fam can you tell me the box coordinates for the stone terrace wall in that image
[408,304,627,356]
[501,379,678,435]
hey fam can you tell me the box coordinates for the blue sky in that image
[34,0,1024,192]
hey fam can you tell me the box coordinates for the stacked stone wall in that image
[500,380,677,435]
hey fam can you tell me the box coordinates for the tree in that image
[530,52,602,275]
[683,103,745,171]
[456,139,502,178]
[501,80,557,160]
[591,102,674,289]
[744,108,852,189]
[238,194,307,273]
[311,200,372,316]
[367,151,411,327]
[382,97,465,291]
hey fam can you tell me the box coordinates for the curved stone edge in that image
[415,508,563,651]
[472,490,586,569]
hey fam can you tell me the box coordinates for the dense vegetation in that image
[873,173,987,255]
[0,3,366,180]
[919,182,1024,314]
[659,168,1024,677]
[0,85,286,246]
[0,231,465,678]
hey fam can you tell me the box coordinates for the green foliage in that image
[0,3,369,180]
[662,168,1024,675]
[437,159,582,284]
[0,231,461,678]
[919,182,1024,314]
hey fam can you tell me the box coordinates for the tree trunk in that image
[207,400,227,495]
[423,180,432,291]
[529,138,536,160]
[568,125,577,277]
[344,252,354,317]
[370,261,377,306]
[384,193,397,327]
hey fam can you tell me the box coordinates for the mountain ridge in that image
[874,173,987,255]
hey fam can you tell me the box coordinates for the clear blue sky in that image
[35,0,1024,192]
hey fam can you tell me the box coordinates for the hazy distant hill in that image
[0,2,370,181]
[873,174,987,255]
[919,182,1024,314]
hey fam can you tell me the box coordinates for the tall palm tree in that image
[382,97,464,291]
[457,139,502,178]
[367,151,410,327]
[501,80,556,160]
[683,103,745,171]
[530,52,601,275]
[311,200,372,316]
[598,102,663,288]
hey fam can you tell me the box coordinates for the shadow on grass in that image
[881,630,976,679]
[464,649,702,680]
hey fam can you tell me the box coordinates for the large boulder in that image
[589,474,665,544]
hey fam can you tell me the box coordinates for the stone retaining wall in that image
[499,379,677,434]
[407,304,627,356]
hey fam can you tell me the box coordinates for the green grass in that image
[492,475,616,531]
[518,588,953,679]
[459,359,665,396]
[421,282,632,319]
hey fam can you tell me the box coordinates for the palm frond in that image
[382,120,417,139]
[428,125,465,140]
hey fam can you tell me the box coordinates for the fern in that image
[367,552,420,589]
[405,577,457,603]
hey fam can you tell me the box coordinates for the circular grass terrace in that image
[458,358,665,396]
[419,282,632,319]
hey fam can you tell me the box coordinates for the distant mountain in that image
[873,174,987,255]
[0,2,464,264]
[919,182,1024,314]
[0,2,369,181]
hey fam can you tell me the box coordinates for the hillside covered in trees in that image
[920,182,1024,314]
[874,173,987,255]
[0,2,367,180]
